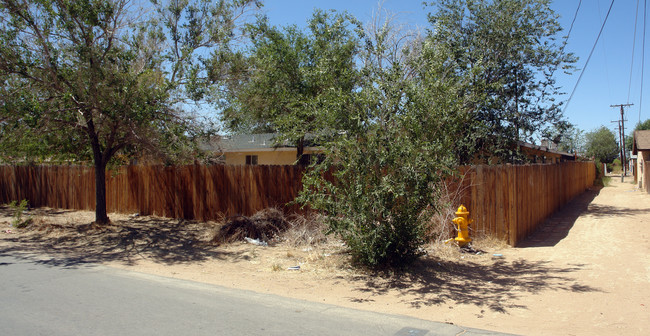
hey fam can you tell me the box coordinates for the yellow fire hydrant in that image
[453,205,472,247]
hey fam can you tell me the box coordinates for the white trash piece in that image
[244,237,268,247]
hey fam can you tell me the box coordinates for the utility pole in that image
[611,120,624,182]
[611,103,633,178]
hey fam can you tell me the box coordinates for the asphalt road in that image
[0,253,511,336]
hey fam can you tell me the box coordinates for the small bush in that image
[298,126,454,268]
[8,199,31,228]
[610,159,622,173]
[425,174,473,243]
[593,160,610,187]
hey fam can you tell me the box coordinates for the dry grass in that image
[232,209,350,274]
[470,234,510,251]
[212,208,290,244]
[427,241,464,260]
[423,171,510,260]
[423,234,510,269]
[281,213,332,247]
[208,203,507,268]
[211,207,336,246]
[426,174,473,243]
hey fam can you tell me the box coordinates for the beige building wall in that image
[224,148,321,165]
[638,151,650,191]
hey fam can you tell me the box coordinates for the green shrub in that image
[595,159,604,177]
[610,158,622,173]
[8,199,31,228]
[593,160,610,187]
[299,125,454,268]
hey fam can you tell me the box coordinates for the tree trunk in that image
[296,137,305,165]
[86,118,111,225]
[94,159,110,224]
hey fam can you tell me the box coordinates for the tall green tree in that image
[557,125,584,154]
[222,10,363,162]
[0,0,259,224]
[298,8,461,267]
[585,126,619,164]
[425,0,576,163]
[635,119,650,131]
[544,123,584,154]
[297,0,580,266]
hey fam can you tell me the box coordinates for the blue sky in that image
[261,0,648,140]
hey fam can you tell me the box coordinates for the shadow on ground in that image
[517,185,650,249]
[352,256,601,314]
[1,204,605,316]
[517,187,601,248]
[347,186,607,314]
[583,203,650,218]
[0,208,248,268]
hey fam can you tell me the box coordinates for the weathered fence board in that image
[0,164,305,220]
[0,161,595,246]
[450,162,596,245]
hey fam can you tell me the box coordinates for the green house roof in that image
[219,133,293,151]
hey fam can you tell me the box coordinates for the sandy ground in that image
[1,178,648,336]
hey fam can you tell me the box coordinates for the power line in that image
[628,0,641,103]
[640,0,647,124]
[563,0,616,114]
[566,0,582,42]
[597,0,613,100]
[533,0,581,112]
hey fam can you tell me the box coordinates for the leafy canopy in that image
[297,7,462,267]
[585,126,619,164]
[635,119,650,131]
[221,9,363,162]
[0,0,260,223]
[425,0,576,163]
[257,1,578,267]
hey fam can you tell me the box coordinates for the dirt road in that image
[1,178,648,335]
[503,177,650,335]
[483,177,650,335]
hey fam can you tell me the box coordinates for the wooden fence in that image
[454,162,596,246]
[0,161,595,246]
[0,164,304,220]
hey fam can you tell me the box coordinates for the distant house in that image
[467,139,576,165]
[519,141,576,164]
[215,133,322,166]
[632,130,650,192]
[208,133,576,166]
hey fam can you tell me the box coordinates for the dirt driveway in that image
[1,178,648,335]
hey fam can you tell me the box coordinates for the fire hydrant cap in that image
[456,205,469,216]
